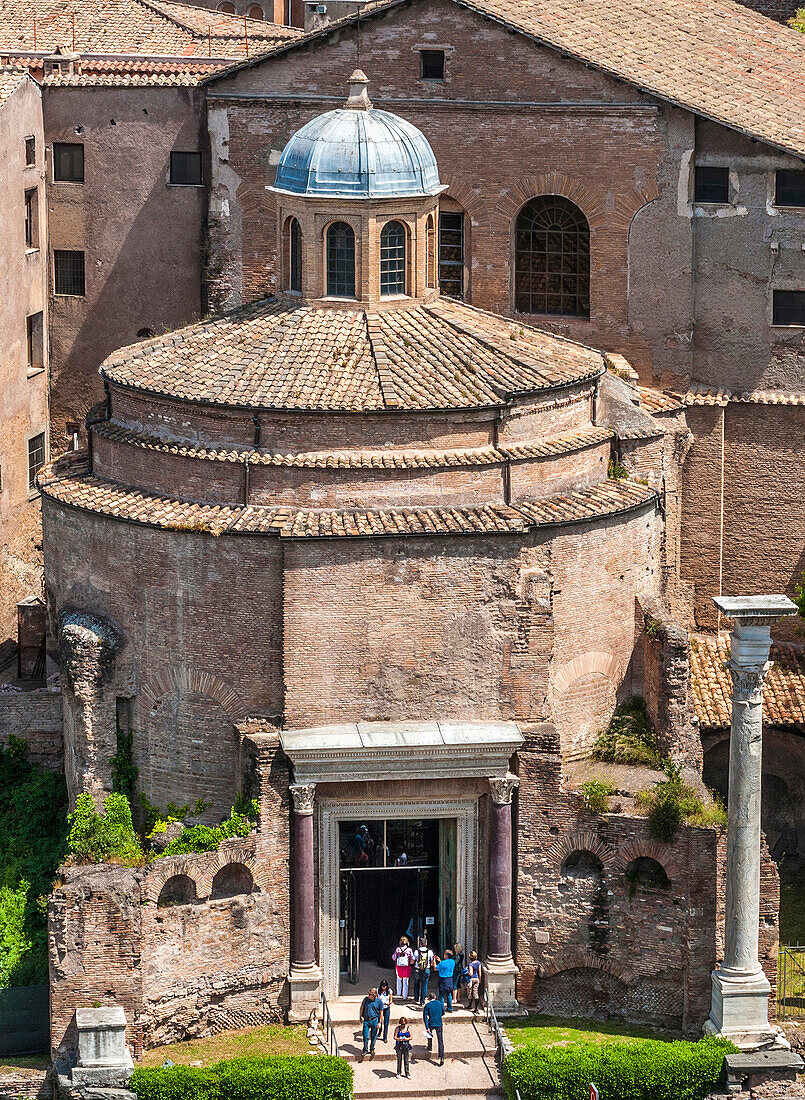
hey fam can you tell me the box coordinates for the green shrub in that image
[130,1054,353,1100]
[635,762,726,841]
[503,1035,735,1100]
[593,697,662,769]
[580,781,616,814]
[110,729,139,801]
[0,738,69,985]
[608,458,629,480]
[155,804,258,859]
[67,792,144,866]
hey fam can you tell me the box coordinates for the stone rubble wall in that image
[0,688,63,771]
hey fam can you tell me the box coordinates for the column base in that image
[705,967,789,1051]
[288,963,323,1023]
[484,955,522,1015]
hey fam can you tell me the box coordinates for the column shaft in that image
[489,799,513,960]
[292,808,315,968]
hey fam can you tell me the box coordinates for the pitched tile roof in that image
[0,65,27,106]
[0,0,296,61]
[679,387,805,406]
[207,0,805,160]
[92,420,612,469]
[39,454,656,538]
[691,633,805,728]
[638,388,685,415]
[100,296,605,412]
[41,57,227,86]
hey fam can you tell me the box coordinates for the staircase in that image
[324,992,505,1100]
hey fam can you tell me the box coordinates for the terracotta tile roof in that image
[679,387,805,406]
[92,420,612,469]
[638,388,685,415]
[39,455,657,538]
[0,0,297,60]
[0,65,27,106]
[208,0,805,160]
[41,57,227,86]
[100,296,605,412]
[691,633,805,728]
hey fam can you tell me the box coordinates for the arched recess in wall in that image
[248,4,264,17]
[534,961,630,1020]
[217,1,236,11]
[157,874,198,908]
[285,215,302,293]
[211,862,255,899]
[514,196,591,318]
[624,186,669,380]
[552,650,622,759]
[624,856,670,893]
[560,849,604,880]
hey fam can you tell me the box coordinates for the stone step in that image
[327,999,482,1025]
[351,1049,502,1099]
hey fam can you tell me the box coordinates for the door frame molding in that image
[318,797,479,1000]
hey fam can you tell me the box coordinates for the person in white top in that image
[393,936,413,999]
[412,934,434,1005]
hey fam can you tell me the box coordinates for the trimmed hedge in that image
[130,1055,353,1100]
[502,1036,735,1100]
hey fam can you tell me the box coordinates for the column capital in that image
[488,774,519,805]
[728,661,771,705]
[290,783,316,815]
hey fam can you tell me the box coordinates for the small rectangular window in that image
[27,312,44,372]
[27,432,46,493]
[25,136,36,167]
[775,169,805,208]
[773,289,805,326]
[24,188,39,249]
[54,250,86,296]
[420,50,445,80]
[170,151,202,186]
[439,210,464,300]
[53,142,84,183]
[694,165,730,204]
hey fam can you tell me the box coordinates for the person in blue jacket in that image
[358,987,383,1058]
[423,992,445,1065]
[435,948,456,1011]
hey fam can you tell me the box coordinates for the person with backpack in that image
[358,986,383,1058]
[466,950,482,1014]
[394,1017,412,1078]
[423,992,445,1065]
[435,948,456,1011]
[393,936,413,999]
[413,934,434,1005]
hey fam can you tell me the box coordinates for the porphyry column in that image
[484,774,520,1012]
[288,783,322,1022]
[706,594,796,1049]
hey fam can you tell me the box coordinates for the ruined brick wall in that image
[636,602,701,770]
[733,0,798,19]
[680,403,805,640]
[515,728,742,1035]
[0,688,63,771]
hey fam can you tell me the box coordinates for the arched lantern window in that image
[514,195,590,317]
[288,217,302,293]
[380,220,406,296]
[326,221,356,298]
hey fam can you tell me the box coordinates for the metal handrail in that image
[320,990,341,1057]
[482,987,507,1070]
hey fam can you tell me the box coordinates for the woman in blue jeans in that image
[378,980,393,1042]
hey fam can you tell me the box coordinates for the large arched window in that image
[326,221,356,298]
[288,217,302,293]
[514,196,590,317]
[380,220,406,296]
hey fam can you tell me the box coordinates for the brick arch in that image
[546,828,617,871]
[238,181,274,217]
[141,841,263,906]
[142,857,207,906]
[140,668,246,720]
[539,949,634,985]
[202,845,268,896]
[495,173,659,233]
[615,839,682,880]
[553,650,622,696]
[438,174,483,221]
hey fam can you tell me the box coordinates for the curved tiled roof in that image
[100,296,605,411]
[207,0,805,161]
[39,454,656,538]
[691,633,805,728]
[0,66,27,106]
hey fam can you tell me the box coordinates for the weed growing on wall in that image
[67,792,145,866]
[635,762,726,841]
[154,803,259,859]
[580,781,616,814]
[593,697,662,768]
[0,737,69,986]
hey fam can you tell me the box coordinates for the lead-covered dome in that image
[273,70,441,199]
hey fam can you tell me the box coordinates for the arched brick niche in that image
[157,874,197,908]
[211,862,255,899]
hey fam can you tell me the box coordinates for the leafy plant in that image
[67,792,144,866]
[503,1035,735,1100]
[130,1054,353,1100]
[608,458,629,480]
[110,729,138,801]
[635,762,726,841]
[580,780,616,814]
[155,806,257,859]
[593,697,662,769]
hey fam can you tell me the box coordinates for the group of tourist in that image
[357,934,483,1075]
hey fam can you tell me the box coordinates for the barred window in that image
[514,195,590,317]
[439,211,464,300]
[54,250,85,296]
[775,169,805,208]
[773,290,805,326]
[326,221,355,298]
[53,142,84,183]
[170,151,202,186]
[27,432,46,493]
[425,214,436,289]
[694,165,729,204]
[289,217,302,293]
[380,220,406,296]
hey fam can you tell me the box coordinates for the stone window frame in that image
[687,158,744,218]
[412,43,454,86]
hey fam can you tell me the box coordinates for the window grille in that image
[289,218,302,292]
[326,222,356,298]
[694,165,730,204]
[420,50,445,80]
[54,250,85,295]
[170,151,202,185]
[380,221,406,296]
[53,142,84,183]
[515,196,590,317]
[773,290,805,326]
[27,433,46,493]
[439,211,464,299]
[775,169,805,208]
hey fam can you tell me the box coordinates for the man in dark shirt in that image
[359,987,383,1057]
[423,992,445,1065]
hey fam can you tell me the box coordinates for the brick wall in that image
[0,688,63,771]
[635,601,701,769]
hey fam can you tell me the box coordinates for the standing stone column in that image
[288,783,322,1022]
[484,774,520,1012]
[706,595,796,1049]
